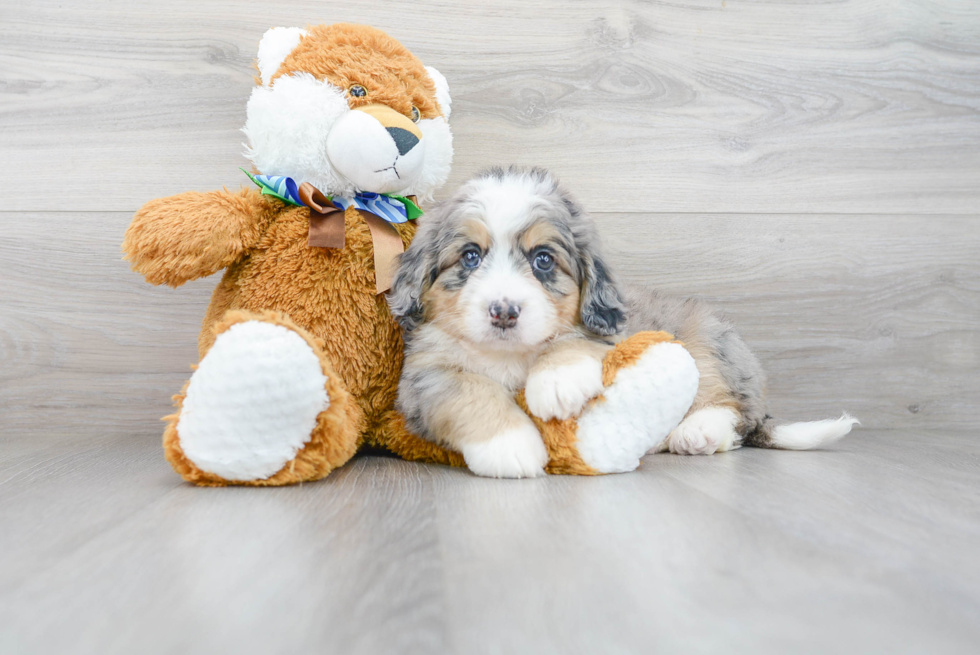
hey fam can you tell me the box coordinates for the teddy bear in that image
[122,23,700,485]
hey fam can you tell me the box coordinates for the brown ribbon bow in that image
[298,182,410,295]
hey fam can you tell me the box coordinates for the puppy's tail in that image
[744,413,859,450]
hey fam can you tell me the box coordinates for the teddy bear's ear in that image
[257,27,308,86]
[425,66,452,119]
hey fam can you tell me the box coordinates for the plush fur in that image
[125,24,462,485]
[125,24,697,485]
[242,24,453,202]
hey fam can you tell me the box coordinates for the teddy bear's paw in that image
[666,407,741,455]
[575,342,699,473]
[525,356,604,421]
[177,320,330,481]
[462,423,548,479]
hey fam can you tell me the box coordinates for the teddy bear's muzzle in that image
[326,103,426,194]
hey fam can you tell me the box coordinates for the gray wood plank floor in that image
[2,0,979,652]
[2,431,979,654]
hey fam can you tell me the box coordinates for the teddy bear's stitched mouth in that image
[373,158,401,179]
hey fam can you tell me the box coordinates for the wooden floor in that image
[1,428,979,654]
[2,0,979,652]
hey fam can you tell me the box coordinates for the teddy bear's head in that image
[242,24,453,202]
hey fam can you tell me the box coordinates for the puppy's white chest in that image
[460,347,535,392]
[482,357,532,391]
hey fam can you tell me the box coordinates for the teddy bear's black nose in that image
[386,127,420,156]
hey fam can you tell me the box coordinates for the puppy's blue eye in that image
[533,251,555,273]
[349,84,367,98]
[462,249,482,269]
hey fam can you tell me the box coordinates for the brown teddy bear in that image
[122,23,700,485]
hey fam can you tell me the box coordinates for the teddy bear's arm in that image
[122,188,274,287]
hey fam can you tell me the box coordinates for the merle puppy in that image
[388,167,856,478]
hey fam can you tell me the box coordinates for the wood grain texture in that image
[2,211,975,437]
[602,213,980,430]
[2,1,979,651]
[1,435,979,654]
[2,0,979,213]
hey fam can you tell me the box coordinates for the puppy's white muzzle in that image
[461,254,556,350]
[327,104,426,194]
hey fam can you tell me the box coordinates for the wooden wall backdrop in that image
[2,0,979,441]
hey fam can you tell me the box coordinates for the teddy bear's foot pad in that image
[177,320,330,481]
[576,342,699,473]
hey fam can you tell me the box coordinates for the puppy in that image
[389,167,857,478]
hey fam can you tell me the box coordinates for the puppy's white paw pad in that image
[525,357,604,421]
[462,424,548,479]
[667,407,739,455]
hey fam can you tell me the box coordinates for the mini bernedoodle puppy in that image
[389,167,857,478]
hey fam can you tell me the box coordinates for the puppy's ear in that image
[388,224,440,332]
[564,196,627,336]
[580,250,627,336]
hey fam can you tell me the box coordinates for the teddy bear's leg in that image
[163,310,363,486]
[522,332,700,475]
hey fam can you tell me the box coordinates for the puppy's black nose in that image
[386,127,420,156]
[489,301,521,329]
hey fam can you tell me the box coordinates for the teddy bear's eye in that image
[411,106,421,123]
[349,84,367,98]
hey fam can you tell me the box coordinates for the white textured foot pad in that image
[177,321,329,481]
[576,342,699,473]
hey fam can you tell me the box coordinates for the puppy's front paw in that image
[525,357,604,421]
[462,423,548,478]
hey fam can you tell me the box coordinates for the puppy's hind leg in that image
[665,406,741,456]
[658,333,745,456]
[660,339,858,454]
[662,384,859,456]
